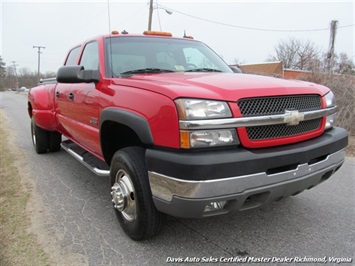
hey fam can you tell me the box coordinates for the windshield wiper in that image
[185,68,222,73]
[120,68,174,76]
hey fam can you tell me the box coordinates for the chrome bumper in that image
[148,149,345,218]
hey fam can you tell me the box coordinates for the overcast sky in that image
[1,0,354,73]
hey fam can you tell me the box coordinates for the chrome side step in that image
[61,140,110,177]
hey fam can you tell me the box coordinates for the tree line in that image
[0,56,56,90]
[267,38,354,75]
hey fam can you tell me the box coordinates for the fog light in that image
[325,114,336,130]
[204,201,227,212]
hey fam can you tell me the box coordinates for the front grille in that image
[237,95,323,141]
[247,119,322,140]
[238,95,321,116]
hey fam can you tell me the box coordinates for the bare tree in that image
[43,71,56,79]
[232,58,245,66]
[297,41,321,70]
[268,38,299,69]
[335,53,355,75]
[0,56,6,89]
[17,67,37,88]
[268,38,321,71]
[3,66,17,89]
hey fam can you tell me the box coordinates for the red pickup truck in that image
[28,30,348,240]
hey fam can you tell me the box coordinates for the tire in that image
[31,117,49,154]
[110,147,166,241]
[48,131,62,152]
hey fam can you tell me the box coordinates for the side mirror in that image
[57,65,100,83]
[229,65,242,73]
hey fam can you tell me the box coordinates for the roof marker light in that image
[143,31,172,37]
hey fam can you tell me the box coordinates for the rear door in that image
[55,46,81,138]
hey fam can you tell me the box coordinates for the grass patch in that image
[0,110,51,266]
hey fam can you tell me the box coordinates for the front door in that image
[66,41,102,156]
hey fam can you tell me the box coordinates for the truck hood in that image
[113,72,329,101]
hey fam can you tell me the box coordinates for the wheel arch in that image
[28,85,57,130]
[28,101,33,118]
[100,108,154,165]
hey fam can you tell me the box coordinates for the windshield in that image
[105,36,232,77]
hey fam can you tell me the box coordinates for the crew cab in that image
[28,30,348,240]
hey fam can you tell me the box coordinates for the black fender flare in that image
[100,108,154,145]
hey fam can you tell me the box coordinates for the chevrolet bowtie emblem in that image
[284,110,305,126]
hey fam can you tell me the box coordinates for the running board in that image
[61,140,110,177]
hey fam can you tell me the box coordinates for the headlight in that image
[324,91,336,130]
[175,99,232,120]
[175,99,237,148]
[325,91,335,107]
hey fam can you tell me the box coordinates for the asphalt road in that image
[1,91,354,266]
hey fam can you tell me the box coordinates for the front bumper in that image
[146,127,348,218]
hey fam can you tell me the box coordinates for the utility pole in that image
[11,61,19,90]
[33,45,45,83]
[327,20,338,75]
[147,0,172,31]
[148,0,153,31]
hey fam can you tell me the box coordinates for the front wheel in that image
[110,147,166,241]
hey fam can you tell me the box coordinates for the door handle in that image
[56,91,60,98]
[68,92,74,101]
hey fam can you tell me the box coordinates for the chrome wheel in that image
[31,120,36,146]
[110,147,166,240]
[111,169,136,221]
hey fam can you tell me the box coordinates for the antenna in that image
[107,0,112,33]
[107,0,114,77]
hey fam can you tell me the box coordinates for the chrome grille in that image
[246,119,322,140]
[238,95,321,117]
[237,95,323,141]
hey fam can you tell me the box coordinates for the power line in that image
[158,4,355,33]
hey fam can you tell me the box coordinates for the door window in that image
[80,42,99,70]
[65,46,80,65]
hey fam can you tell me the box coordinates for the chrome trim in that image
[179,106,337,130]
[148,149,345,202]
